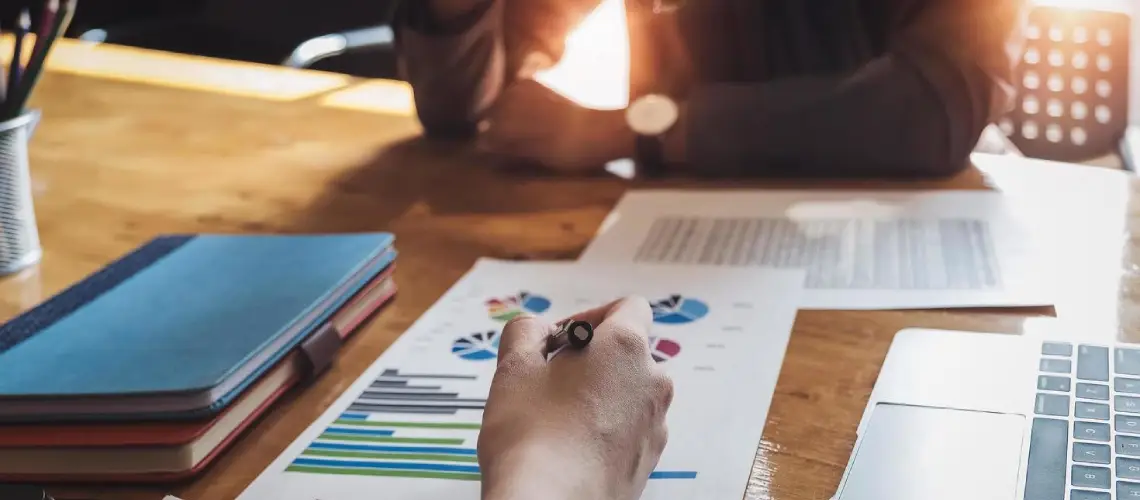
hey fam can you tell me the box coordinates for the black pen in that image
[548,320,594,352]
[9,9,31,96]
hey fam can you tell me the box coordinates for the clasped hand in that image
[477,79,635,174]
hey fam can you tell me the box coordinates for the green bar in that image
[334,419,482,430]
[301,449,478,463]
[318,433,464,445]
[286,464,481,481]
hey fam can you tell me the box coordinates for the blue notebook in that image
[0,233,395,422]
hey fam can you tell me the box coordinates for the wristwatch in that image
[626,94,679,177]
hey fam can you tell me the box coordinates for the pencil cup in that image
[0,110,42,275]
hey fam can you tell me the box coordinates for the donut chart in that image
[451,331,501,361]
[650,295,709,324]
[486,292,552,321]
[649,337,681,363]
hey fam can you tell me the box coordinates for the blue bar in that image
[293,457,480,474]
[325,427,396,437]
[339,413,369,420]
[310,441,477,456]
[649,471,698,479]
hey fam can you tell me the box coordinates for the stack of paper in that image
[239,187,1058,499]
[582,190,1055,310]
[238,260,805,500]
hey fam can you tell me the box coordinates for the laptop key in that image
[1077,383,1108,399]
[1119,435,1140,457]
[1025,418,1068,500]
[1120,395,1140,414]
[1035,393,1070,416]
[1076,421,1110,442]
[1119,378,1140,394]
[1119,481,1140,499]
[1078,345,1110,381]
[1116,348,1140,376]
[1038,376,1072,392]
[1041,358,1072,374]
[1073,442,1111,464]
[1120,415,1140,434]
[1073,465,1111,488]
[1043,342,1074,356]
[1072,490,1110,500]
[1120,457,1140,480]
[1075,401,1108,420]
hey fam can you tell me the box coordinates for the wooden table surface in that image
[10,40,1140,500]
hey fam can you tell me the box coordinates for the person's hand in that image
[477,79,635,174]
[478,297,674,500]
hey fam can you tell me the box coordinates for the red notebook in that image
[0,266,396,483]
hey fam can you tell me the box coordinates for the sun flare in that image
[533,0,631,110]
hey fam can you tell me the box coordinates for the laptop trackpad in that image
[838,404,1025,500]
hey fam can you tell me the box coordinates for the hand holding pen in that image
[480,297,673,500]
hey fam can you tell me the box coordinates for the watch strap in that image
[635,133,667,177]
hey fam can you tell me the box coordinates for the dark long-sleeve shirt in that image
[395,0,1026,176]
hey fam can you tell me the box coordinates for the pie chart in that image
[650,295,709,324]
[486,292,552,322]
[451,331,501,361]
[650,337,681,363]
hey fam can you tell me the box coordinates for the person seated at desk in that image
[396,0,1025,176]
[478,297,673,500]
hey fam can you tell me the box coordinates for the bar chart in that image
[285,368,696,482]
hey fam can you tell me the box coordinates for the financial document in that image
[238,260,804,500]
[580,190,1055,310]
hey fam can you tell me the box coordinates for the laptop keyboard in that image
[1029,342,1140,500]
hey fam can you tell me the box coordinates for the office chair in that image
[997,5,1137,171]
[282,25,394,69]
[75,0,399,79]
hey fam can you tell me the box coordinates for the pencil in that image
[0,20,6,105]
[5,0,73,118]
[35,0,59,52]
[8,10,31,98]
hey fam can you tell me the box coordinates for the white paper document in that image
[238,260,804,500]
[580,190,1055,310]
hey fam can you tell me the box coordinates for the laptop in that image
[834,328,1139,500]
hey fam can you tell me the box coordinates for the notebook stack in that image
[0,233,398,482]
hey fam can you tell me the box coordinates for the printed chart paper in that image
[580,190,1056,310]
[238,260,804,500]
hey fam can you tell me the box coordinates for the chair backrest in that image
[200,0,398,44]
[999,6,1131,162]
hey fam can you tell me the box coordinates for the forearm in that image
[396,0,506,138]
[481,439,612,500]
[666,52,993,177]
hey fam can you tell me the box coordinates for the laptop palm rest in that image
[838,403,1026,500]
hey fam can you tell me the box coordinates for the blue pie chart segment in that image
[452,331,500,360]
[651,295,710,324]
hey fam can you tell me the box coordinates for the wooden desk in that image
[10,41,1140,499]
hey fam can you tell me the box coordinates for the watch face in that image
[627,94,679,136]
